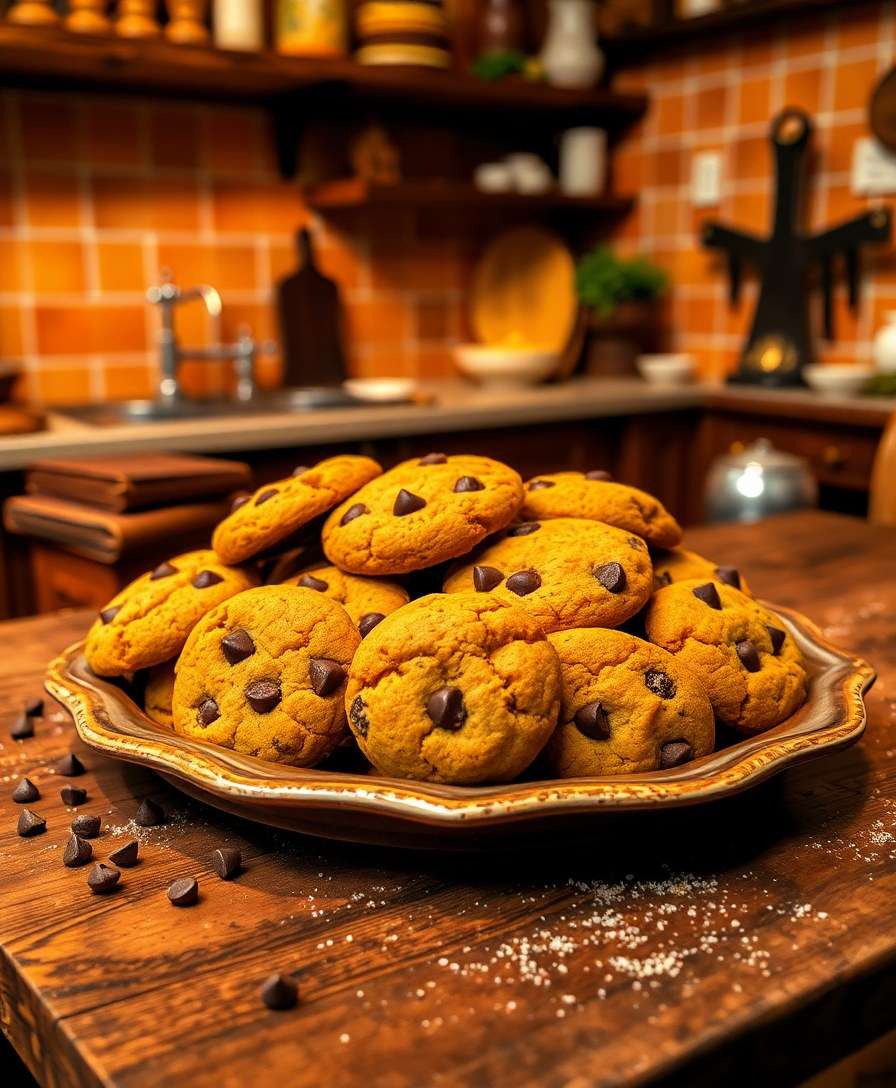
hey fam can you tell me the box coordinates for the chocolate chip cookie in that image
[283,564,409,636]
[520,472,682,548]
[85,550,258,676]
[442,517,653,634]
[645,579,807,733]
[651,547,751,595]
[344,592,561,784]
[144,659,176,728]
[213,455,382,565]
[544,628,714,777]
[172,585,360,765]
[321,453,524,575]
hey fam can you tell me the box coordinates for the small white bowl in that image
[453,344,559,388]
[473,162,512,193]
[803,364,873,398]
[636,353,696,386]
[343,378,417,403]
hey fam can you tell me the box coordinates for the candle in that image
[213,0,264,51]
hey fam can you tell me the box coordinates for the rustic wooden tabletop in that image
[1,510,895,1088]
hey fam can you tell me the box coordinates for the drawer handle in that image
[822,445,846,467]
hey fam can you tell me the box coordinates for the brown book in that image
[26,453,251,513]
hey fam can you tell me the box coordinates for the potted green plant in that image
[575,246,668,376]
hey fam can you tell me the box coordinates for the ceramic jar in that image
[540,0,604,89]
[873,311,896,373]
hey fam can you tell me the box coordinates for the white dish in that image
[637,353,696,385]
[453,344,559,388]
[803,364,873,397]
[342,378,417,403]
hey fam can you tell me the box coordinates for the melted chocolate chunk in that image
[87,862,120,894]
[57,753,85,777]
[473,565,504,592]
[291,465,310,477]
[260,974,298,1010]
[108,840,139,867]
[654,571,673,589]
[340,503,369,526]
[736,639,761,672]
[349,695,369,737]
[659,740,693,768]
[505,569,541,596]
[255,488,278,505]
[574,701,611,740]
[767,625,786,655]
[71,813,101,839]
[692,582,722,610]
[231,493,251,513]
[135,798,166,827]
[196,697,221,726]
[309,658,346,697]
[17,808,46,837]
[419,452,447,465]
[221,628,255,666]
[645,670,677,699]
[100,605,121,625]
[150,561,177,580]
[358,612,385,638]
[527,479,555,490]
[212,847,241,880]
[245,679,281,713]
[454,476,484,493]
[12,778,39,804]
[167,877,199,907]
[507,522,540,537]
[585,470,613,481]
[715,566,741,590]
[297,573,329,592]
[192,570,223,589]
[393,488,427,516]
[426,686,467,730]
[594,562,626,593]
[64,833,93,868]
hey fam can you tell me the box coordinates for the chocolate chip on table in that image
[260,973,298,1011]
[507,522,540,537]
[17,808,46,837]
[87,863,120,894]
[211,847,242,880]
[340,503,369,525]
[100,605,121,625]
[454,476,484,493]
[108,840,139,868]
[659,740,693,769]
[24,696,44,718]
[528,479,555,490]
[57,752,85,777]
[574,701,611,740]
[255,488,278,506]
[10,712,34,740]
[221,629,255,666]
[71,813,101,839]
[309,659,345,697]
[419,452,447,465]
[150,561,177,580]
[63,833,93,868]
[297,573,329,592]
[505,569,541,596]
[291,465,310,477]
[135,797,166,828]
[473,565,504,592]
[231,493,251,513]
[692,582,722,610]
[358,612,385,637]
[393,488,426,516]
[767,625,786,655]
[426,686,467,730]
[645,670,677,699]
[197,697,221,726]
[715,566,741,590]
[61,785,87,806]
[736,639,761,672]
[167,877,199,907]
[12,778,39,804]
[585,470,613,481]
[245,679,282,713]
[349,696,369,737]
[192,570,224,589]
[594,562,626,593]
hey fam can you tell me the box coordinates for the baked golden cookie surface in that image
[544,628,714,777]
[85,550,258,676]
[144,659,176,729]
[321,453,524,575]
[172,585,360,766]
[212,455,382,564]
[443,517,653,634]
[652,546,751,595]
[645,579,806,733]
[283,564,409,636]
[345,593,561,784]
[520,472,682,548]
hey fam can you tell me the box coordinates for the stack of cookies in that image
[83,453,808,786]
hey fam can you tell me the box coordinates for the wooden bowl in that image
[45,603,874,850]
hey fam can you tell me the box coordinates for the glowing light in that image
[735,462,765,499]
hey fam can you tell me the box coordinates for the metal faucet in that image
[146,271,262,404]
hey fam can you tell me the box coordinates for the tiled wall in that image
[611,0,896,378]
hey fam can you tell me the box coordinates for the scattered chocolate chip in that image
[736,639,761,672]
[10,712,33,740]
[341,503,369,526]
[61,785,87,806]
[108,840,139,868]
[221,629,255,666]
[135,798,166,827]
[192,570,223,589]
[197,697,221,725]
[71,813,101,839]
[231,492,251,513]
[654,571,673,589]
[358,612,385,637]
[24,696,44,718]
[594,562,626,593]
[454,476,484,493]
[419,452,447,465]
[167,877,199,907]
[473,565,504,592]
[507,522,540,537]
[309,659,345,697]
[255,488,278,505]
[767,625,786,655]
[349,695,369,737]
[100,605,121,625]
[574,701,611,740]
[692,582,722,610]
[291,465,310,477]
[660,740,693,768]
[150,561,177,580]
[17,808,46,837]
[87,862,120,894]
[63,833,93,868]
[298,573,329,592]
[393,488,426,516]
[260,974,298,1010]
[585,470,613,481]
[245,679,281,713]
[57,752,85,777]
[12,778,39,804]
[212,847,242,880]
[506,569,541,596]
[426,686,467,730]
[715,566,741,590]
[645,670,677,699]
[527,479,555,490]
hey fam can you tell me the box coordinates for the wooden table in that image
[2,510,896,1088]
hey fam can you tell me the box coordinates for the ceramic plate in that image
[45,604,874,849]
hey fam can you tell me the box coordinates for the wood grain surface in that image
[2,510,896,1088]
